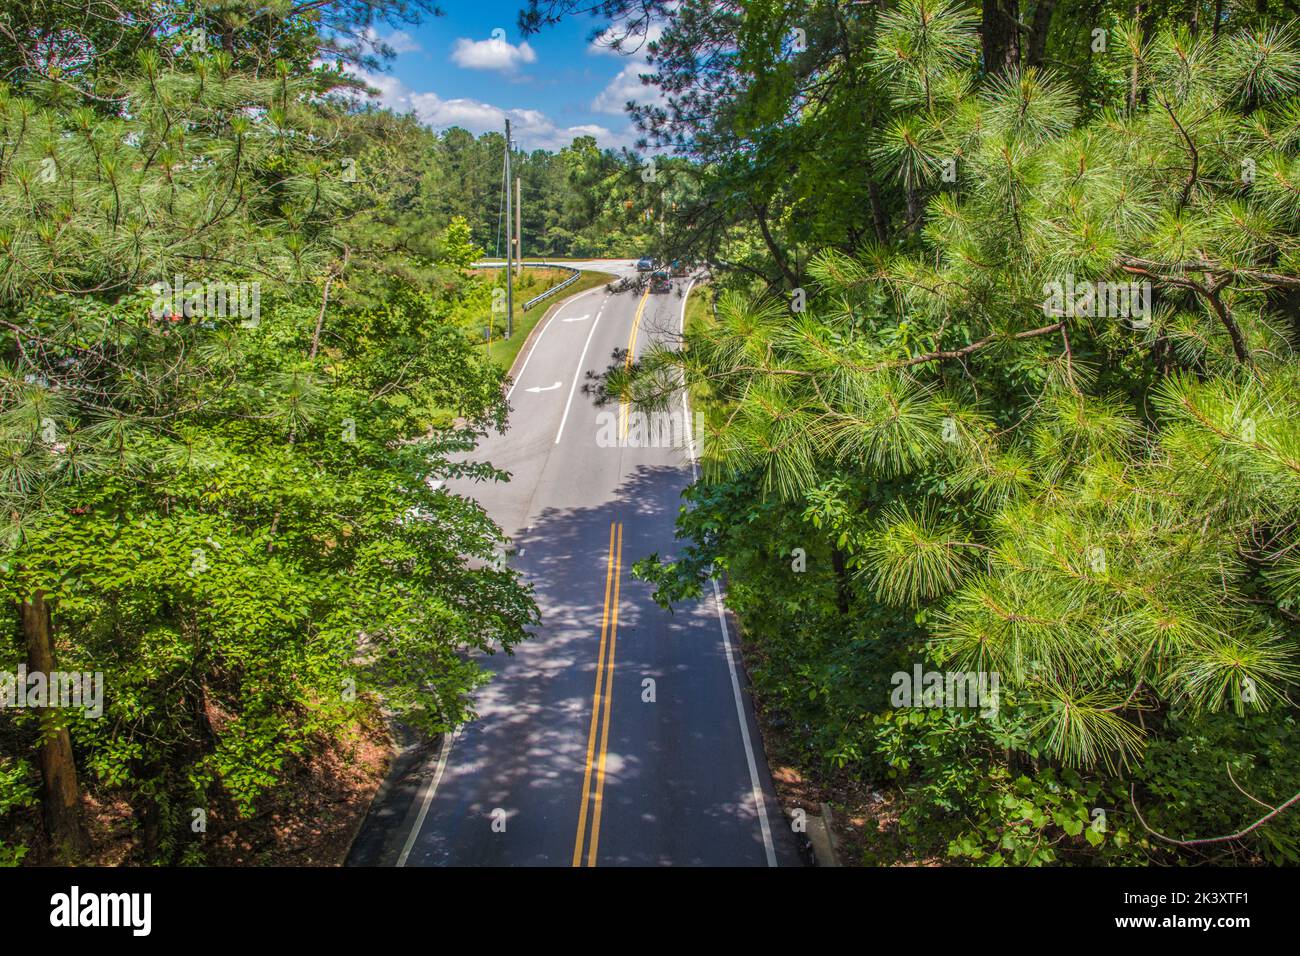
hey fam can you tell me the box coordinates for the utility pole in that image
[504,118,513,338]
[515,176,522,277]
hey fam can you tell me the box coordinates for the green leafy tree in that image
[440,215,485,271]
[0,0,537,863]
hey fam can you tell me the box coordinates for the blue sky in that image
[351,2,664,152]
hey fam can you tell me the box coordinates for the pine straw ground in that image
[756,706,938,866]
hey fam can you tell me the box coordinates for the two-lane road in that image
[350,262,800,867]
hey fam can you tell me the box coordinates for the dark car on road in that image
[636,256,656,272]
[649,270,672,293]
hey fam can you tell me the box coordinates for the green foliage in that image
[394,127,662,261]
[1132,711,1300,864]
[625,4,1300,866]
[440,216,485,272]
[0,0,544,863]
[0,756,35,866]
[874,708,1138,866]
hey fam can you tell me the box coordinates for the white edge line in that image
[712,578,777,867]
[679,278,777,867]
[396,727,458,867]
[554,298,608,444]
[679,279,700,479]
[507,285,605,401]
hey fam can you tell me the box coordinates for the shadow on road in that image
[349,458,792,865]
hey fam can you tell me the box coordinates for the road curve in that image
[349,262,801,867]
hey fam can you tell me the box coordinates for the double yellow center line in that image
[618,288,650,441]
[573,292,647,864]
[572,520,624,866]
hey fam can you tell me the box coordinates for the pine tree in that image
[628,9,1300,789]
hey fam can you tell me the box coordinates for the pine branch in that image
[1158,96,1199,213]
[1130,778,1300,847]
[1117,261,1252,364]
[1118,256,1300,292]
[891,321,1065,369]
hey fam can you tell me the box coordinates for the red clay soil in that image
[14,706,392,867]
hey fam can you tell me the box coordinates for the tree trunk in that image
[753,202,800,289]
[1129,3,1144,111]
[981,0,1021,76]
[830,545,851,616]
[1025,0,1056,68]
[905,185,924,236]
[868,178,890,243]
[21,591,87,860]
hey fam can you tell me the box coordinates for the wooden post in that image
[504,119,514,338]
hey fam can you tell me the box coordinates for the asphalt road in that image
[349,262,800,867]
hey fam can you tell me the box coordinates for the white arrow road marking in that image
[562,313,591,323]
[506,288,606,401]
[526,381,562,393]
[556,305,607,444]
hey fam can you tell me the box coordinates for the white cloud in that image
[361,27,421,56]
[350,68,637,151]
[451,36,537,73]
[385,31,421,55]
[592,62,665,116]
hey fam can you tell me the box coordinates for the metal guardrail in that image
[522,266,580,310]
[471,262,582,312]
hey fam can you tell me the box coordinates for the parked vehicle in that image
[669,259,687,277]
[649,270,672,293]
[636,256,656,272]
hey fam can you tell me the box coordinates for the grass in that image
[682,281,716,406]
[485,266,573,299]
[682,279,713,338]
[486,269,617,372]
[677,281,720,469]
